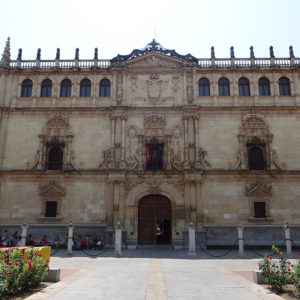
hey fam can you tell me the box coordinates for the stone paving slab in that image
[26,250,286,300]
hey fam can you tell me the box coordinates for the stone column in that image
[284,225,292,256]
[188,223,196,256]
[121,116,127,160]
[183,117,188,161]
[237,226,244,257]
[67,223,74,255]
[115,222,122,257]
[20,224,28,246]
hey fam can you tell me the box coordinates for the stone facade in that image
[0,39,300,246]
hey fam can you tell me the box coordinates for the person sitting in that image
[41,235,49,246]
[26,234,35,246]
[96,238,103,250]
[54,236,61,249]
[80,237,88,250]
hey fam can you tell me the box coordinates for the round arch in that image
[138,194,172,245]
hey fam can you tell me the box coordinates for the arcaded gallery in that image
[0,38,300,250]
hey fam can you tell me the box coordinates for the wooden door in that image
[138,195,171,245]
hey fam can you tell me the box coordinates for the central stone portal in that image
[138,194,172,245]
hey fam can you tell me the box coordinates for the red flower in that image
[28,260,32,271]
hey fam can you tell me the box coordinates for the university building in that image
[0,38,300,248]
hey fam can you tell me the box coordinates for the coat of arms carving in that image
[147,74,163,102]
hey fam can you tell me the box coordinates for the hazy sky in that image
[0,0,299,60]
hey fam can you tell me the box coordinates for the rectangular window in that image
[254,202,266,218]
[45,201,58,217]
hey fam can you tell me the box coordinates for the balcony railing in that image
[6,57,300,70]
[9,59,112,70]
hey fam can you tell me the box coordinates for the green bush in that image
[259,245,293,294]
[0,248,48,298]
[293,262,300,299]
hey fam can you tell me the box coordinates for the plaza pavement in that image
[26,249,289,300]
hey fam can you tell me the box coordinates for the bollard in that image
[237,226,244,257]
[20,224,28,246]
[284,224,292,257]
[67,223,74,255]
[188,223,196,256]
[115,222,122,257]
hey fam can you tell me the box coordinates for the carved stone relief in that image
[128,73,180,105]
[245,181,272,198]
[236,114,274,170]
[29,114,76,171]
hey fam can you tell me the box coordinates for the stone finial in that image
[36,48,41,60]
[289,46,295,59]
[94,48,98,60]
[269,46,275,58]
[210,46,215,59]
[56,48,60,60]
[250,46,255,59]
[230,46,235,58]
[0,37,11,68]
[75,48,79,60]
[17,48,22,61]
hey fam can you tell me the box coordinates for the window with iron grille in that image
[46,142,64,170]
[247,143,266,170]
[145,138,164,171]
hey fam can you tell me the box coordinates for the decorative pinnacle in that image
[56,48,60,60]
[36,48,41,60]
[1,37,11,68]
[94,48,98,60]
[75,48,79,60]
[17,48,22,61]
[289,46,295,59]
[250,46,255,59]
[211,46,215,59]
[269,46,275,58]
[230,46,235,58]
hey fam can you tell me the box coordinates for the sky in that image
[0,0,299,60]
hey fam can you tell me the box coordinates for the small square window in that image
[254,202,266,218]
[45,201,57,217]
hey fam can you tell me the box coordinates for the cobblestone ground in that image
[26,249,288,300]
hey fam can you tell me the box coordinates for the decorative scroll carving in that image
[116,73,123,104]
[194,147,211,170]
[111,39,198,64]
[30,114,76,171]
[237,114,273,170]
[245,182,272,197]
[186,71,194,103]
[271,148,283,170]
[39,181,66,197]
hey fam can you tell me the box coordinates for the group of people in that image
[0,230,23,247]
[72,235,104,250]
[0,230,104,250]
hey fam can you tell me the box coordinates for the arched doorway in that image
[138,194,172,245]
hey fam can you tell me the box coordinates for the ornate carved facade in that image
[0,39,300,246]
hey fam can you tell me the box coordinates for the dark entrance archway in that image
[138,194,172,245]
